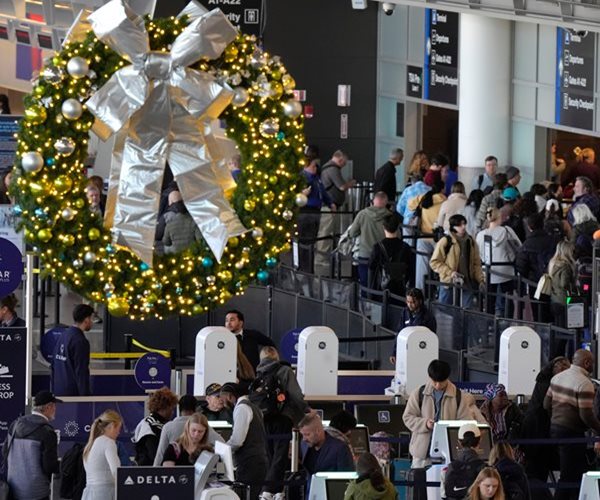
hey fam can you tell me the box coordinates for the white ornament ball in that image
[295,193,308,207]
[232,87,250,107]
[235,261,244,270]
[282,99,302,118]
[61,207,75,221]
[62,98,83,120]
[54,137,76,156]
[73,258,84,269]
[67,57,89,79]
[84,251,97,264]
[21,152,44,173]
[282,209,293,221]
[252,227,264,239]
[259,118,279,138]
[206,275,216,285]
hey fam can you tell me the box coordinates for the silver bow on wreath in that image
[82,0,246,266]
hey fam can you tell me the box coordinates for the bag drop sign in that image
[0,326,27,442]
[134,352,171,390]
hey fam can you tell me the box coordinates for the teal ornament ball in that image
[257,270,269,282]
[266,257,277,268]
[202,257,214,268]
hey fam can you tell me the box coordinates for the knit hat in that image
[483,383,506,400]
[502,187,519,201]
[505,166,520,180]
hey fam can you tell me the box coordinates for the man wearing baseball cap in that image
[2,390,62,500]
[441,422,486,499]
[199,383,233,422]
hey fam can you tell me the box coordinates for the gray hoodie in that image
[476,225,521,285]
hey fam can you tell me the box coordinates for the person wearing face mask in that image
[430,214,485,309]
[2,391,62,500]
[402,360,485,468]
[544,349,600,500]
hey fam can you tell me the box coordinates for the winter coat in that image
[437,193,468,232]
[570,219,600,259]
[408,192,447,235]
[348,206,392,258]
[162,204,202,254]
[476,225,521,284]
[403,381,485,460]
[132,412,167,465]
[494,457,531,500]
[430,233,484,285]
[343,476,398,500]
[549,261,576,305]
[476,189,503,231]
[255,358,309,425]
[3,413,59,500]
[515,229,558,283]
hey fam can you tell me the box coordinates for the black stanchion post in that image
[124,334,133,370]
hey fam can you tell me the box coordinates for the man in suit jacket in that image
[225,309,275,370]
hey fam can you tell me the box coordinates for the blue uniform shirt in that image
[51,326,91,396]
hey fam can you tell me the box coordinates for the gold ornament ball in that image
[271,69,282,80]
[88,228,101,241]
[244,199,256,212]
[192,304,203,315]
[220,270,233,282]
[84,269,95,278]
[269,176,278,185]
[29,181,46,195]
[24,105,47,125]
[235,260,244,270]
[270,82,284,99]
[228,236,239,248]
[282,74,296,91]
[108,296,130,317]
[37,228,52,242]
[54,175,73,194]
[224,45,239,62]
[74,198,86,209]
[62,234,75,246]
[263,191,275,203]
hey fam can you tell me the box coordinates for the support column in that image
[458,14,511,189]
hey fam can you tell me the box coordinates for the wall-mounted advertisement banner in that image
[0,326,27,443]
[0,115,20,171]
[423,9,459,105]
[555,28,595,130]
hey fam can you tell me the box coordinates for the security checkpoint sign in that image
[0,326,27,442]
[134,352,171,390]
[116,466,194,499]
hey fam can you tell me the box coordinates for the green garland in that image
[12,15,305,319]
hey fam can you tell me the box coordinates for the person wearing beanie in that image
[505,166,521,194]
[479,383,523,443]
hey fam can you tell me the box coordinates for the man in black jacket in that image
[51,304,94,396]
[225,309,275,370]
[515,214,558,284]
[3,391,61,500]
[373,148,403,203]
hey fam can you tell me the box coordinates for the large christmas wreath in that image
[12,2,305,320]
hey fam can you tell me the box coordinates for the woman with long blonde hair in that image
[406,150,429,178]
[548,240,577,328]
[162,412,213,466]
[82,410,122,500]
[468,467,505,500]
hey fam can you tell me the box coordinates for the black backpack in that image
[444,458,485,499]
[249,364,287,416]
[60,443,86,500]
[378,242,408,290]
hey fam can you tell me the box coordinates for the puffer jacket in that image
[476,225,521,284]
[430,233,484,285]
[348,206,391,258]
[402,381,486,460]
[163,208,202,254]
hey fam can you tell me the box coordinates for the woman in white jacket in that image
[476,208,522,317]
[82,410,122,500]
[437,181,468,232]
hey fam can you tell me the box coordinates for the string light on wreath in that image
[11,4,306,320]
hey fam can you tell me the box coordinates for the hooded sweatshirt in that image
[132,412,167,465]
[476,225,521,284]
[343,476,398,500]
[348,206,391,258]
